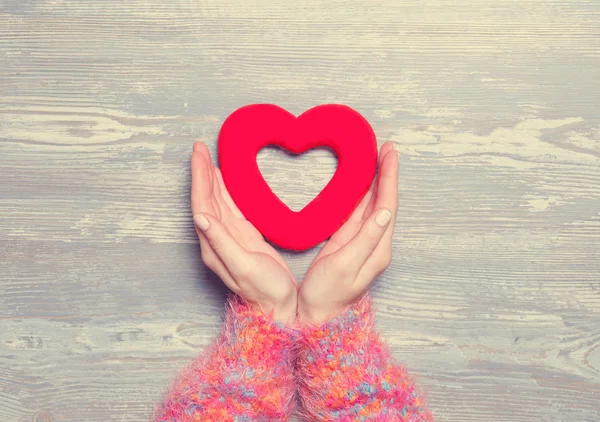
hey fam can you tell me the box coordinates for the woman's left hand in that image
[298,142,399,324]
[191,142,297,325]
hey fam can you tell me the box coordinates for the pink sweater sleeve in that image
[154,296,297,422]
[296,295,434,422]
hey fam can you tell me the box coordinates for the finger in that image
[310,180,374,267]
[350,142,393,223]
[191,149,217,216]
[193,141,216,190]
[363,142,393,218]
[212,166,292,279]
[330,207,392,277]
[365,142,393,218]
[379,141,395,167]
[215,167,245,219]
[324,180,374,245]
[364,149,399,275]
[193,213,255,279]
[197,231,239,292]
[313,142,392,257]
[193,140,208,154]
[210,162,226,219]
[202,144,223,219]
[192,143,246,290]
[191,143,235,286]
[193,141,211,165]
[374,148,399,232]
[312,183,372,264]
[210,166,226,210]
[348,179,375,223]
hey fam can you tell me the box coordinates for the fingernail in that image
[193,142,204,152]
[194,214,210,230]
[375,209,392,227]
[391,142,396,151]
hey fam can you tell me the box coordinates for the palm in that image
[191,143,295,282]
[303,142,397,290]
[224,216,293,280]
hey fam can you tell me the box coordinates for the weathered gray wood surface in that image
[1,1,599,421]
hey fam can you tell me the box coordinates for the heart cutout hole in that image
[257,146,338,212]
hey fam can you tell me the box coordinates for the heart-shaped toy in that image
[218,104,377,251]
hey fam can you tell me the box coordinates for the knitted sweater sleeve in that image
[296,296,434,422]
[154,296,297,422]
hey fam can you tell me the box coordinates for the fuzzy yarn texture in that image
[154,295,432,421]
[154,296,298,422]
[296,296,433,422]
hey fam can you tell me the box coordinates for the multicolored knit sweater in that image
[154,296,433,421]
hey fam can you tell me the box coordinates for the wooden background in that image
[1,1,599,421]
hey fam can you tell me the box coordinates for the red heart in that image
[218,104,377,251]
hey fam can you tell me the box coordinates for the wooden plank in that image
[1,0,599,421]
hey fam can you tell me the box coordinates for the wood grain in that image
[1,0,599,421]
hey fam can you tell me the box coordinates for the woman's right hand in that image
[191,142,298,325]
[298,142,399,324]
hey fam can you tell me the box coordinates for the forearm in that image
[296,295,433,421]
[154,296,297,422]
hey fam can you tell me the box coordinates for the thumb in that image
[193,213,254,278]
[330,208,392,275]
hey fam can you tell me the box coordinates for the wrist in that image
[273,306,297,326]
[298,300,345,325]
[275,287,298,325]
[250,295,297,326]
